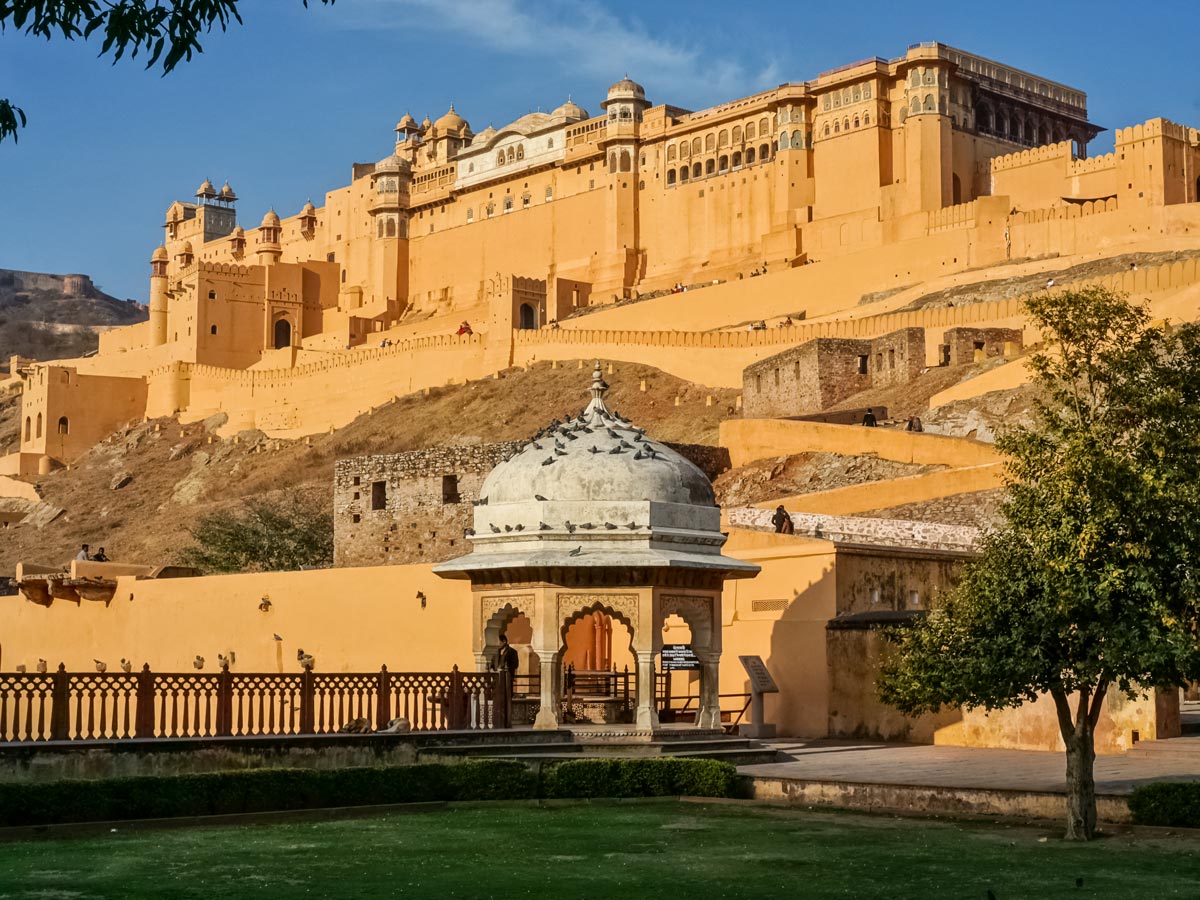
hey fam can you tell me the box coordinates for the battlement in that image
[1068,152,1116,176]
[1116,117,1200,145]
[989,141,1074,173]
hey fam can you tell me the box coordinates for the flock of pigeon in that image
[461,405,663,546]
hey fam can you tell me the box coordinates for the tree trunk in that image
[1051,683,1107,841]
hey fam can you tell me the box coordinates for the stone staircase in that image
[1123,700,1200,761]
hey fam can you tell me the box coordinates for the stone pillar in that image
[635,651,659,730]
[697,652,722,730]
[532,649,560,730]
[473,650,489,673]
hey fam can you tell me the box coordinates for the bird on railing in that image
[273,633,283,642]
[296,648,306,660]
[568,546,583,557]
[534,494,549,501]
[120,658,133,673]
[193,655,205,670]
[94,659,107,673]
[217,654,230,669]
[36,659,47,674]
[299,654,315,671]
[15,664,25,673]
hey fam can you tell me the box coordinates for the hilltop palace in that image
[3,41,1200,753]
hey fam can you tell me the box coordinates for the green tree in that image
[178,490,332,574]
[879,286,1200,841]
[1,0,333,142]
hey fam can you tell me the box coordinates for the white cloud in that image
[326,0,780,105]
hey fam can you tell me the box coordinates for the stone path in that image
[740,738,1200,796]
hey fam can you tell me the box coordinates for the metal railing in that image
[0,664,510,743]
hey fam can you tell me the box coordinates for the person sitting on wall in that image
[75,544,91,561]
[780,316,794,328]
[862,408,878,427]
[549,319,560,330]
[456,321,473,336]
[92,547,110,562]
[905,416,924,433]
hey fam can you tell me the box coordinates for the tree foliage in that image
[178,490,332,574]
[0,0,333,142]
[879,286,1200,840]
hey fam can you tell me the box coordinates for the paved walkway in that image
[740,738,1200,796]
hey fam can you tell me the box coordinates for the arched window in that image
[680,141,690,158]
[746,122,756,140]
[718,154,729,171]
[705,159,715,175]
[24,416,30,442]
[732,150,742,167]
[952,173,962,204]
[759,143,770,160]
[386,218,396,237]
[863,84,872,99]
[57,416,68,436]
[377,218,384,238]
[923,94,935,112]
[468,162,474,173]
[619,150,631,172]
[518,303,537,330]
[843,118,849,131]
[853,117,860,129]
[667,169,677,186]
[503,196,514,212]
[466,208,474,223]
[834,121,840,133]
[692,162,702,179]
[863,113,870,126]
[667,144,676,161]
[910,96,920,114]
[679,166,689,183]
[507,147,515,163]
[705,134,715,151]
[35,413,41,439]
[792,129,803,148]
[273,318,291,350]
[745,147,756,164]
[609,152,617,173]
[691,137,701,154]
[210,325,217,336]
[486,202,495,218]
[497,152,505,165]
[732,125,743,143]
[853,86,861,101]
[824,123,830,137]
[522,192,531,207]
[516,145,524,160]
[718,129,728,148]
[758,117,769,135]
[778,132,790,151]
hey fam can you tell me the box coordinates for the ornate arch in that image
[480,594,534,649]
[659,594,715,651]
[557,593,638,642]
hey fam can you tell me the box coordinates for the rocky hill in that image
[0,268,146,362]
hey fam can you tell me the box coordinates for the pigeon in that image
[564,432,578,441]
[620,440,634,449]
[194,655,206,670]
[606,428,620,439]
[580,522,595,530]
[504,525,513,532]
[273,634,283,641]
[568,546,583,557]
[36,659,47,673]
[217,654,229,669]
[464,527,475,537]
[555,448,567,457]
[603,522,617,530]
[626,522,640,530]
[120,658,132,673]
[299,654,315,670]
[489,523,502,533]
[565,521,577,533]
[634,450,645,460]
[94,659,107,673]
[534,494,549,502]
[609,446,623,454]
[514,524,525,531]
[538,522,551,531]
[15,665,26,673]
[633,433,645,442]
[542,457,555,466]
[472,496,489,507]
[554,440,565,450]
[588,446,601,454]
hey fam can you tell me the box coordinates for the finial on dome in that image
[586,361,610,415]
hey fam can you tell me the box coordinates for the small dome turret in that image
[218,181,237,202]
[395,112,417,132]
[435,104,471,134]
[261,208,281,228]
[195,179,217,200]
[151,245,169,263]
[300,200,316,215]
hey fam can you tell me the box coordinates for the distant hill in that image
[0,268,147,363]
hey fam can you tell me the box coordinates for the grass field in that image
[0,800,1195,900]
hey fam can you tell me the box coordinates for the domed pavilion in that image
[435,364,758,731]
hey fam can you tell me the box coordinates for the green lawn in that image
[0,800,1195,900]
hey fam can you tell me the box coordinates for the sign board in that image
[738,655,779,694]
[661,644,700,671]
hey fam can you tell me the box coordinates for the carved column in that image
[635,650,659,730]
[532,648,560,730]
[697,652,722,730]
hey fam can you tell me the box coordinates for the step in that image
[1125,737,1200,760]
[419,742,585,758]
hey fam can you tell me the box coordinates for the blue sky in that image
[1,0,1197,302]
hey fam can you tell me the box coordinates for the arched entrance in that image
[518,303,537,330]
[273,318,292,350]
[559,600,640,725]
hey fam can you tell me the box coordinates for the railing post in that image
[134,664,155,738]
[216,663,233,737]
[49,663,70,741]
[449,665,463,730]
[299,668,315,734]
[376,665,391,730]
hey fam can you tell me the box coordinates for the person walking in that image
[771,505,794,535]
[862,408,878,427]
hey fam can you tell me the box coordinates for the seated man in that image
[92,547,110,562]
[456,321,473,336]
